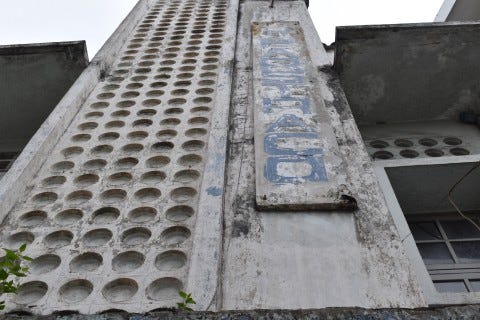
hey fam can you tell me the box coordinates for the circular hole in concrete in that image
[71,133,92,142]
[161,226,190,246]
[8,232,34,248]
[174,170,200,183]
[99,132,120,142]
[51,161,74,172]
[394,139,413,148]
[122,91,140,99]
[177,154,202,167]
[133,119,153,128]
[127,131,149,141]
[92,207,120,224]
[425,149,444,157]
[16,281,48,304]
[105,120,125,129]
[155,251,187,271]
[399,149,419,158]
[91,101,109,109]
[41,176,66,188]
[160,118,181,126]
[181,140,205,151]
[450,147,470,156]
[70,252,103,272]
[146,155,170,168]
[152,141,174,153]
[82,228,113,247]
[193,97,212,105]
[121,227,152,246]
[92,144,114,155]
[146,278,183,301]
[32,191,58,205]
[372,151,393,160]
[140,171,166,185]
[165,205,194,222]
[117,100,135,108]
[111,110,130,118]
[198,79,214,86]
[59,280,93,303]
[66,190,92,205]
[185,128,207,138]
[170,187,197,203]
[164,107,184,115]
[74,174,99,187]
[444,137,463,146]
[122,143,144,154]
[30,254,61,274]
[146,90,165,97]
[44,230,73,248]
[101,189,127,204]
[55,209,83,225]
[102,278,138,302]
[419,138,438,147]
[151,81,168,88]
[142,99,161,107]
[112,251,145,273]
[108,172,133,186]
[128,207,157,223]
[156,129,177,140]
[78,122,98,131]
[85,111,103,119]
[134,188,161,202]
[370,140,388,149]
[83,159,107,170]
[115,157,139,169]
[137,108,157,117]
[188,117,209,125]
[97,92,115,100]
[191,106,211,113]
[18,210,47,227]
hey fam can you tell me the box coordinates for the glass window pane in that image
[409,222,442,240]
[441,220,480,239]
[471,280,480,292]
[417,243,454,264]
[434,280,468,293]
[451,241,480,263]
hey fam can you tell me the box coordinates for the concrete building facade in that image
[0,0,480,316]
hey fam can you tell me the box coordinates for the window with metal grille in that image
[407,214,480,293]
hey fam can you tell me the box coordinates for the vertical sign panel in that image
[252,21,354,211]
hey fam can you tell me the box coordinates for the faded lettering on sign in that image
[259,25,327,184]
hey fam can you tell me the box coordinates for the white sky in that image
[0,0,445,58]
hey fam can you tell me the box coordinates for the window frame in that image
[373,158,480,305]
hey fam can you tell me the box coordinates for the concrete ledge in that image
[0,0,152,220]
[2,305,480,319]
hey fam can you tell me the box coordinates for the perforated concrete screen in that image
[0,0,230,314]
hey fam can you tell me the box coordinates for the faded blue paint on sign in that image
[207,186,222,196]
[259,25,327,184]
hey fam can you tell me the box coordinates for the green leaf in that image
[186,297,196,304]
[22,255,33,261]
[19,244,26,253]
[179,291,188,299]
[0,269,9,281]
[4,250,16,261]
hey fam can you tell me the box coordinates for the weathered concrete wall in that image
[221,0,426,310]
[3,305,480,320]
